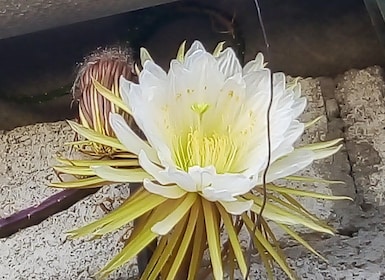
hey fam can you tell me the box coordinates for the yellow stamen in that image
[173,128,238,173]
[171,102,239,172]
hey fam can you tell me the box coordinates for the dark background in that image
[0,0,383,130]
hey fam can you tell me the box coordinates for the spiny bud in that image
[72,47,136,155]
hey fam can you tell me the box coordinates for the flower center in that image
[172,103,238,173]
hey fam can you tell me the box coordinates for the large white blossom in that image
[95,40,326,215]
[58,40,347,279]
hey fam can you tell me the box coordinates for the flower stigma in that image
[170,102,238,173]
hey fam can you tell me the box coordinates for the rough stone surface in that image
[0,122,136,279]
[1,68,385,279]
[335,67,385,208]
[294,77,334,221]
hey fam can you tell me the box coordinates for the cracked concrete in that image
[2,66,385,279]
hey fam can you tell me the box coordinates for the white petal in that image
[166,168,197,192]
[138,150,173,185]
[92,166,150,183]
[140,60,167,84]
[143,179,186,199]
[216,47,242,78]
[272,72,286,97]
[188,166,255,200]
[271,121,304,161]
[202,187,236,202]
[124,81,175,167]
[187,165,216,184]
[185,40,206,58]
[243,68,271,101]
[220,199,254,215]
[119,76,139,109]
[242,53,265,74]
[109,113,159,163]
[206,173,255,197]
[264,150,314,183]
[291,96,307,119]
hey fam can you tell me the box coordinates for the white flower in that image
[95,40,334,215]
[61,41,347,279]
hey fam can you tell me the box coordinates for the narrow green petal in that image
[267,194,325,226]
[176,40,187,62]
[261,218,290,265]
[213,41,225,56]
[244,193,334,234]
[298,138,343,150]
[267,184,353,201]
[98,230,157,278]
[98,229,157,278]
[226,246,237,280]
[152,193,197,235]
[217,203,248,278]
[94,193,167,236]
[148,214,189,279]
[304,116,323,128]
[141,196,194,278]
[140,231,168,280]
[54,166,95,176]
[143,181,187,199]
[277,223,326,262]
[67,121,126,151]
[68,189,149,237]
[92,78,132,115]
[91,166,151,183]
[165,201,199,279]
[68,191,167,237]
[134,63,141,76]
[188,203,206,280]
[242,214,296,280]
[202,199,223,280]
[286,77,301,90]
[242,215,274,280]
[127,211,152,242]
[285,175,344,184]
[312,144,343,160]
[249,230,274,280]
[99,199,180,278]
[50,176,107,189]
[140,47,154,66]
[253,202,333,234]
[64,140,92,146]
[279,192,327,224]
[56,157,139,167]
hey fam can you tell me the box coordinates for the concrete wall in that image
[0,0,177,39]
